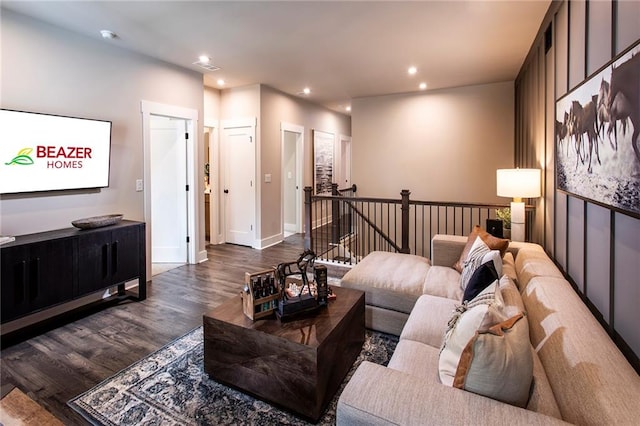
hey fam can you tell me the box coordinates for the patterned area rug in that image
[68,327,398,425]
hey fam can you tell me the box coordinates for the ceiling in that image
[2,1,550,114]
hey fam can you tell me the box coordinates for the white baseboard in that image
[197,250,208,263]
[284,222,297,233]
[256,233,283,249]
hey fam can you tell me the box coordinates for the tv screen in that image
[0,109,112,194]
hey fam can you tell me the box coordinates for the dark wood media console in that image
[1,220,146,332]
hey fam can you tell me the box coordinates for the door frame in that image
[221,117,257,248]
[141,100,198,277]
[280,122,304,234]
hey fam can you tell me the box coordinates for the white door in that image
[339,135,352,189]
[223,126,255,246]
[150,116,188,262]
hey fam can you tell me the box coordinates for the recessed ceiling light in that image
[303,87,311,95]
[198,55,210,64]
[100,30,117,39]
[419,82,427,90]
[408,66,417,75]
[346,106,351,112]
[217,79,225,86]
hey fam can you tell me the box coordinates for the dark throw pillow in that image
[462,260,499,303]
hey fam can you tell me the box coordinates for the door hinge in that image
[185,132,189,140]
[186,236,190,243]
[250,225,253,231]
[186,184,189,191]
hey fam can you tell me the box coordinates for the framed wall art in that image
[313,130,334,195]
[555,39,639,218]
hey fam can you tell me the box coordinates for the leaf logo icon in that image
[5,147,35,166]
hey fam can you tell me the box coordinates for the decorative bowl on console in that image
[72,214,123,230]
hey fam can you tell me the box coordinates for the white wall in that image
[0,11,205,256]
[352,82,514,202]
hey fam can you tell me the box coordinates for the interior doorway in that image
[150,115,188,265]
[204,126,220,245]
[281,122,304,237]
[338,134,352,189]
[141,101,198,278]
[222,118,256,247]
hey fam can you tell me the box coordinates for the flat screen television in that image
[0,109,112,194]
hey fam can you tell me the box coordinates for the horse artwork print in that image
[556,39,640,217]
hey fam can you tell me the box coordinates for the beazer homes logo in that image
[5,146,92,169]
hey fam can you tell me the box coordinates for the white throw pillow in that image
[439,280,504,386]
[439,275,533,408]
[460,236,503,291]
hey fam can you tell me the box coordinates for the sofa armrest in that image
[430,234,467,267]
[337,362,569,426]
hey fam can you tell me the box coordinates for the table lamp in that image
[496,168,541,242]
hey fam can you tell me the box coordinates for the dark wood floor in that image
[0,234,308,425]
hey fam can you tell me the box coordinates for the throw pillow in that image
[453,225,510,273]
[462,260,499,303]
[459,236,503,291]
[439,280,504,386]
[440,276,533,408]
[453,312,533,408]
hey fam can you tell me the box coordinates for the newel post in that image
[401,189,411,254]
[304,186,313,250]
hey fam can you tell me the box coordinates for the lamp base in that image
[510,201,525,242]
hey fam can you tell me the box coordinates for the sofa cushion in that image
[422,266,462,300]
[400,294,459,348]
[453,225,509,272]
[340,251,430,313]
[502,251,519,287]
[514,247,564,291]
[528,345,562,420]
[388,338,440,379]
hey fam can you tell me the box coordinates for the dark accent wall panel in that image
[545,39,555,255]
[587,0,612,74]
[586,203,611,322]
[555,1,569,98]
[555,191,568,270]
[568,196,585,293]
[616,1,640,54]
[569,0,587,88]
[515,0,640,371]
[613,213,640,357]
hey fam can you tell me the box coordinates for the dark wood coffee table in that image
[203,286,365,422]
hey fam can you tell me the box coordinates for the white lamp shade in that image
[496,169,541,198]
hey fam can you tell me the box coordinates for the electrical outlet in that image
[136,179,143,192]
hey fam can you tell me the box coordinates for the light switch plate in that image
[264,174,271,183]
[136,179,143,191]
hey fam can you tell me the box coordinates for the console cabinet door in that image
[110,225,141,285]
[1,239,74,323]
[77,231,114,295]
[76,225,141,296]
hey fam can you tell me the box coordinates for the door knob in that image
[224,189,229,194]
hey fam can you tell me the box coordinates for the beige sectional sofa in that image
[337,234,640,425]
